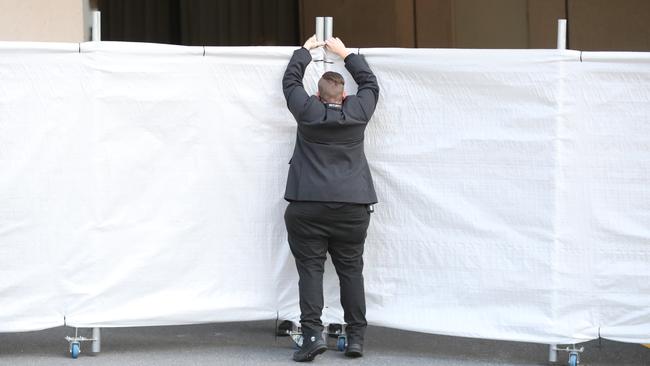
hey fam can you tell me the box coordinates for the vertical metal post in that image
[315,17,324,42]
[549,344,558,363]
[91,10,101,42]
[554,25,566,365]
[551,19,566,364]
[324,17,333,71]
[557,19,567,50]
[324,17,333,40]
[92,327,101,353]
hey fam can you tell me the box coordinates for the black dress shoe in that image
[345,343,363,358]
[293,332,327,362]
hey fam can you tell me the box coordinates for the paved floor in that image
[0,321,648,365]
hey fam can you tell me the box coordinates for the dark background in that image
[97,0,650,51]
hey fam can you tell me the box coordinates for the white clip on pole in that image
[557,19,567,50]
[316,17,324,42]
[91,10,101,41]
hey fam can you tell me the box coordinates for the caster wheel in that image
[70,342,80,359]
[568,352,578,366]
[337,335,347,352]
[328,323,343,338]
[277,320,293,336]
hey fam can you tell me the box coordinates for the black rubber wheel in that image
[328,323,343,338]
[276,320,294,336]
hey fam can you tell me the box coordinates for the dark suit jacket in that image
[282,47,379,204]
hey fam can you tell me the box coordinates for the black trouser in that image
[284,201,371,343]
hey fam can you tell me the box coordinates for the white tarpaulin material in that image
[0,42,648,345]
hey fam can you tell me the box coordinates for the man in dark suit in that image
[282,35,379,362]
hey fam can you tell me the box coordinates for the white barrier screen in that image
[0,42,648,344]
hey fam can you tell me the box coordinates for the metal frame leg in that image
[92,327,101,353]
[551,344,584,365]
[549,344,558,363]
[65,327,101,358]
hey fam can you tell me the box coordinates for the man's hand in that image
[325,37,352,59]
[303,35,325,50]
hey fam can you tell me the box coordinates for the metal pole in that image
[549,344,558,363]
[92,327,101,353]
[324,17,333,71]
[557,19,567,50]
[324,17,333,41]
[91,10,101,42]
[552,20,566,363]
[315,17,324,42]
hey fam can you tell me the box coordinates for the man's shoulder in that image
[296,96,326,121]
[341,95,372,122]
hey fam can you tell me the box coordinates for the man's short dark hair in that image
[318,71,345,103]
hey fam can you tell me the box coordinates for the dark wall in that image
[569,0,650,51]
[98,0,650,51]
[98,0,181,44]
[299,0,415,47]
[98,0,299,46]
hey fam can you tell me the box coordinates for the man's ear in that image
[342,91,347,100]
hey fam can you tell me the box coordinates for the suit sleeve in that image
[282,47,313,121]
[344,53,380,122]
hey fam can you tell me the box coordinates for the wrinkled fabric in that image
[0,42,648,344]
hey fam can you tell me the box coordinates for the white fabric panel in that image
[0,42,648,345]
[328,49,581,344]
[64,43,282,327]
[0,43,83,332]
[561,52,650,343]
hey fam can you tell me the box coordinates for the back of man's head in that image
[318,71,345,104]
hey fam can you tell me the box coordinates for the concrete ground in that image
[0,320,648,365]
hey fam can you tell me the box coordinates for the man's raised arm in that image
[282,35,324,120]
[326,37,379,122]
